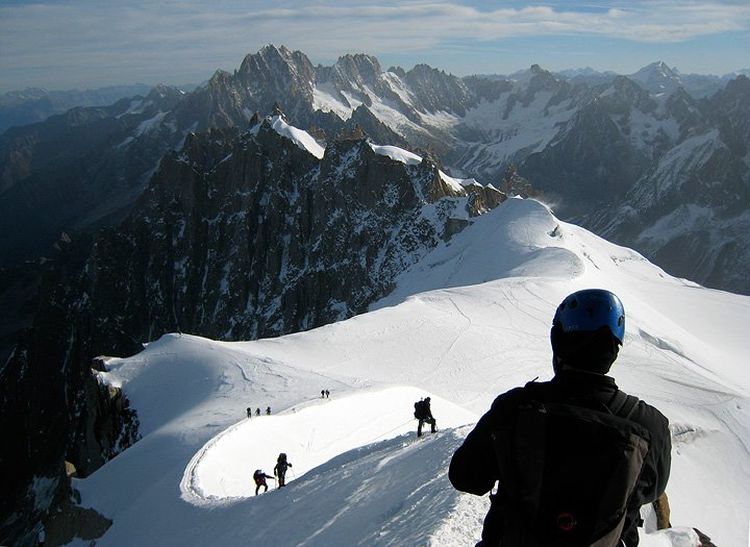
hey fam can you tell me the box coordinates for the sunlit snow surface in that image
[76,199,749,547]
[369,143,422,165]
[269,115,325,159]
[368,143,470,193]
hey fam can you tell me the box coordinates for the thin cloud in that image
[0,1,748,89]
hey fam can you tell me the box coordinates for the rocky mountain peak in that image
[508,64,552,86]
[719,74,750,100]
[525,64,564,92]
[387,66,407,79]
[345,105,407,147]
[404,64,472,115]
[707,75,750,154]
[237,44,315,95]
[208,69,233,89]
[663,86,704,133]
[636,61,677,79]
[596,76,656,113]
[630,61,683,94]
[331,53,383,87]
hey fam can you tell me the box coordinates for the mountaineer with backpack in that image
[449,289,671,547]
[273,453,293,488]
[253,469,274,495]
[414,397,437,437]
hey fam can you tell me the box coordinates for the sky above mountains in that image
[1,0,748,92]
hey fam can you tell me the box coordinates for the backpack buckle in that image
[556,512,577,532]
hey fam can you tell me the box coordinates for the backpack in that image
[414,400,424,419]
[490,389,649,547]
[253,470,264,485]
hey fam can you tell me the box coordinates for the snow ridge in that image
[79,198,750,546]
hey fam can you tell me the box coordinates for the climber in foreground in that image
[449,289,671,547]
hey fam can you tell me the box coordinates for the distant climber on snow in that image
[414,397,437,437]
[253,469,274,495]
[449,289,671,547]
[255,407,261,417]
[246,407,252,419]
[321,389,325,398]
[266,406,271,415]
[273,452,293,488]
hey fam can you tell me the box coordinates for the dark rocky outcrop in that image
[497,164,539,200]
[0,233,139,545]
[520,98,644,216]
[344,105,408,148]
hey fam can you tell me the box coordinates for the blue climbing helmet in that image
[552,289,625,343]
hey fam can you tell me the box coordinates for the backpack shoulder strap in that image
[607,390,640,420]
[618,395,639,420]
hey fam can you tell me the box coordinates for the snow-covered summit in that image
[369,143,422,165]
[630,61,684,94]
[268,114,325,159]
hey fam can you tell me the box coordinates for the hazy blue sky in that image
[1,0,748,92]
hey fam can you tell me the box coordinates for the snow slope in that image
[75,198,749,546]
[270,115,325,159]
[184,387,477,501]
[368,142,472,193]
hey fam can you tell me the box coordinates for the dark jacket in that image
[449,370,671,546]
[253,471,273,485]
[274,460,292,476]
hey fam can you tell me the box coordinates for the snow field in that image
[77,197,749,546]
[269,115,325,159]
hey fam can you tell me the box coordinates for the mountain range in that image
[0,84,155,135]
[1,45,748,296]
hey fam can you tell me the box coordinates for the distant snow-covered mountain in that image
[627,61,728,99]
[0,84,157,134]
[589,75,750,294]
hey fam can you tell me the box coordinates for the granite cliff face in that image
[0,115,503,544]
[78,116,487,345]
